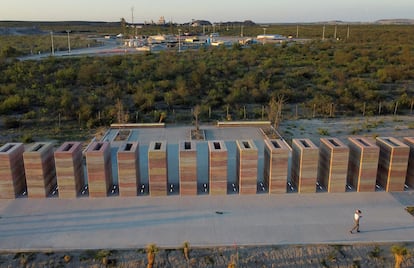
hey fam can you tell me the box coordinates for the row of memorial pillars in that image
[1,137,414,199]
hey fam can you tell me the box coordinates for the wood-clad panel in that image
[209,141,228,195]
[237,140,258,195]
[264,139,290,194]
[55,142,84,198]
[117,142,139,197]
[0,143,26,199]
[24,142,57,198]
[376,137,409,192]
[291,139,318,193]
[148,141,167,196]
[347,137,379,192]
[404,137,414,188]
[179,141,197,196]
[85,142,112,198]
[317,138,349,193]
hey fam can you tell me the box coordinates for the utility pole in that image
[296,25,299,38]
[240,25,244,37]
[131,6,135,38]
[322,25,325,41]
[178,29,181,52]
[66,30,71,53]
[50,31,54,55]
[347,25,350,39]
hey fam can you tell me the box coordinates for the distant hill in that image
[375,19,414,25]
[0,21,121,36]
[0,26,45,36]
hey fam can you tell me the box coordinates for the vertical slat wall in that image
[117,142,139,197]
[317,138,349,192]
[264,139,290,194]
[347,137,379,192]
[148,141,167,196]
[85,142,112,197]
[0,143,26,199]
[179,141,197,196]
[237,140,258,195]
[291,139,319,193]
[54,142,84,198]
[404,137,414,188]
[376,137,409,192]
[24,142,57,198]
[209,140,228,195]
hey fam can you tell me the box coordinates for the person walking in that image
[350,209,362,233]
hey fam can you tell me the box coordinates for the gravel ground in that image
[279,115,414,146]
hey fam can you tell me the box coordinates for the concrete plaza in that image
[104,126,268,188]
[0,191,414,251]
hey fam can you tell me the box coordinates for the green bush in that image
[21,134,34,143]
[317,128,329,136]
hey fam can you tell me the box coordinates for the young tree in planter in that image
[268,94,286,129]
[193,105,201,131]
[182,241,190,262]
[146,243,158,268]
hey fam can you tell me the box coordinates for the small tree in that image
[268,94,286,129]
[116,98,129,124]
[159,111,166,123]
[146,243,158,268]
[183,241,190,261]
[391,245,409,268]
[193,105,201,130]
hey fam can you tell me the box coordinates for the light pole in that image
[66,30,71,53]
[50,31,55,55]
[178,29,181,53]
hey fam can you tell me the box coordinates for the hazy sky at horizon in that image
[1,0,413,23]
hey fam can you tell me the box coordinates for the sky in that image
[1,0,413,23]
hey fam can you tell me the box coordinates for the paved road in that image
[0,191,413,251]
[18,38,127,60]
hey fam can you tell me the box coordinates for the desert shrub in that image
[369,245,382,258]
[21,134,33,143]
[63,255,71,263]
[317,128,329,136]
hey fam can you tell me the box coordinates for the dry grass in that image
[1,243,413,267]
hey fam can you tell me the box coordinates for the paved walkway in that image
[1,192,413,251]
